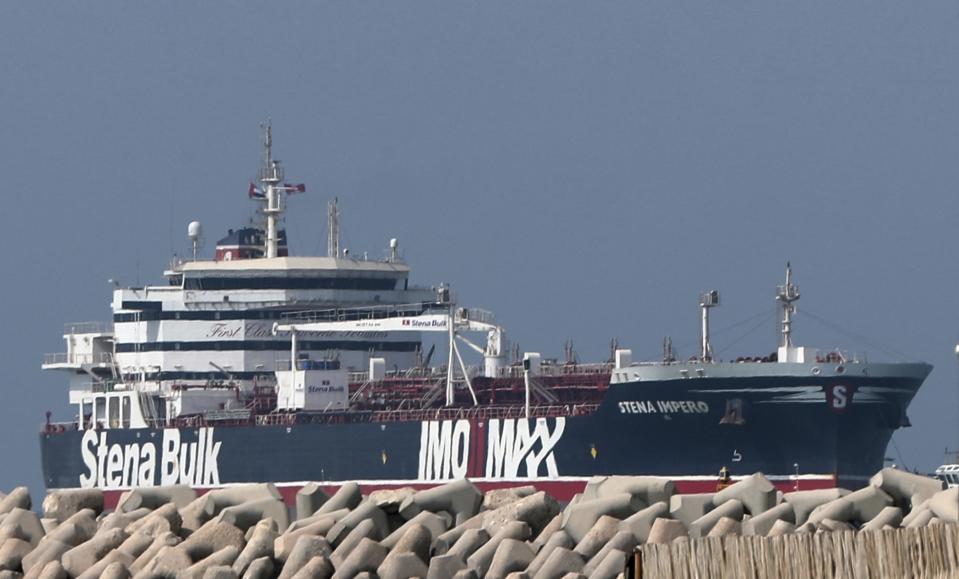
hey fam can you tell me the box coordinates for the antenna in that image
[776,262,801,348]
[328,197,340,258]
[699,290,720,361]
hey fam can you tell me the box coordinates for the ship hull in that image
[40,365,930,504]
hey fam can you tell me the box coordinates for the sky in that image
[1,1,958,496]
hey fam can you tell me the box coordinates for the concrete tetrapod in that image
[618,502,668,544]
[712,473,777,516]
[532,547,585,579]
[927,487,959,523]
[573,516,621,560]
[427,554,467,579]
[843,486,894,523]
[446,528,491,564]
[117,487,197,513]
[484,492,560,538]
[289,556,333,579]
[398,479,484,526]
[216,498,289,532]
[177,545,240,579]
[741,503,796,536]
[580,476,674,507]
[688,499,744,538]
[646,519,688,544]
[329,537,388,579]
[806,498,855,526]
[527,531,575,577]
[377,551,430,579]
[315,483,363,516]
[75,550,135,579]
[41,489,104,523]
[380,510,449,549]
[240,556,273,579]
[232,520,278,577]
[61,527,128,578]
[0,488,32,516]
[560,494,644,543]
[668,493,714,528]
[277,535,332,579]
[781,489,849,526]
[294,483,330,520]
[582,531,635,576]
[330,519,379,568]
[869,468,945,509]
[706,516,742,538]
[586,548,629,579]
[325,500,389,546]
[467,521,532,577]
[860,506,904,532]
[485,538,536,579]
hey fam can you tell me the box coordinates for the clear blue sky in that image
[1,2,957,495]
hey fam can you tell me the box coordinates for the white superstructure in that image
[43,122,435,425]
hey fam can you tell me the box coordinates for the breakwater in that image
[0,467,953,578]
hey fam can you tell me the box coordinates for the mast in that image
[699,290,719,362]
[328,197,340,258]
[258,122,284,259]
[776,262,801,348]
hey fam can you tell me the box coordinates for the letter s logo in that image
[832,386,847,410]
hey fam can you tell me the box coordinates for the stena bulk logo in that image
[79,428,222,489]
[417,418,565,481]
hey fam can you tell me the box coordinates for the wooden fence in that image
[635,524,959,579]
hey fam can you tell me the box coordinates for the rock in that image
[399,480,484,526]
[42,490,103,522]
[713,473,777,516]
[688,499,743,538]
[741,503,796,536]
[561,494,643,544]
[646,519,687,544]
[668,493,714,528]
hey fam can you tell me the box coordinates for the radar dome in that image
[188,221,202,241]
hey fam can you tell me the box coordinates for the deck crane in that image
[272,295,507,408]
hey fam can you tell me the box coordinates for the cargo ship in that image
[40,124,932,504]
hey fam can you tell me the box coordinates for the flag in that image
[284,183,307,194]
[248,183,265,198]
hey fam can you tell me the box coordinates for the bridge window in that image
[122,396,131,428]
[108,397,120,429]
[94,397,106,427]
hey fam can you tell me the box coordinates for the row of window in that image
[183,276,404,291]
[115,340,420,353]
